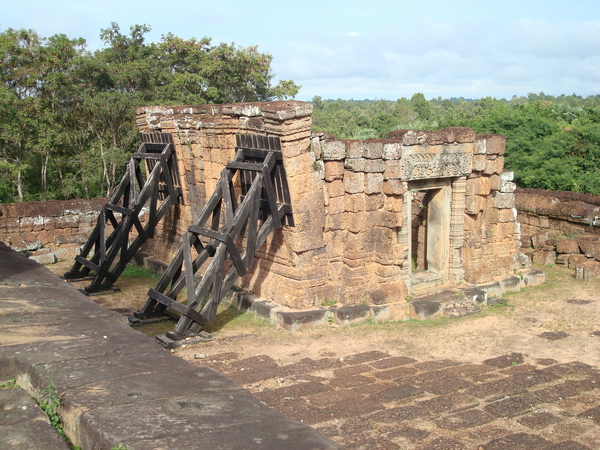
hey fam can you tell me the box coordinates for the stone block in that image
[498,208,516,223]
[500,181,516,193]
[325,213,344,231]
[575,260,600,281]
[364,173,384,194]
[596,241,600,261]
[578,237,598,257]
[326,179,345,198]
[363,159,385,173]
[324,160,344,181]
[499,275,521,293]
[382,143,403,160]
[310,136,322,159]
[326,196,345,215]
[484,156,504,175]
[333,304,371,325]
[345,194,367,212]
[520,269,545,287]
[410,299,442,320]
[466,177,491,196]
[344,172,365,194]
[520,234,532,248]
[383,195,404,213]
[568,254,588,269]
[371,303,410,322]
[321,140,346,160]
[531,231,549,249]
[346,140,366,158]
[383,179,406,196]
[364,142,383,159]
[475,280,503,297]
[532,249,556,265]
[346,212,371,233]
[377,211,403,228]
[492,192,515,209]
[383,164,403,180]
[365,193,385,211]
[29,251,57,265]
[475,134,506,155]
[388,129,418,145]
[473,154,486,172]
[488,174,501,191]
[555,253,570,265]
[277,309,330,331]
[344,158,365,172]
[486,134,506,155]
[556,238,581,255]
[465,195,486,214]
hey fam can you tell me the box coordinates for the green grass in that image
[121,265,160,280]
[135,297,275,338]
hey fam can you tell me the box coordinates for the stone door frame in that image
[400,176,466,292]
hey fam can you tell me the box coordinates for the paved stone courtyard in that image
[194,349,600,448]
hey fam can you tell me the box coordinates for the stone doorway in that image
[406,178,452,291]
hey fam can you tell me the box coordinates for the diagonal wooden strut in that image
[135,134,293,340]
[64,132,183,294]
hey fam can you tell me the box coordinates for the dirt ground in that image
[48,261,600,371]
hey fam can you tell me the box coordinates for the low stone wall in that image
[516,188,600,279]
[0,198,106,263]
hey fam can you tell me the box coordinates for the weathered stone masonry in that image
[0,198,107,264]
[136,101,525,310]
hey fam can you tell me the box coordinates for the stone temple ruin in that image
[108,100,541,334]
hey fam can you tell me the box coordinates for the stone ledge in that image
[0,242,338,449]
[233,269,545,331]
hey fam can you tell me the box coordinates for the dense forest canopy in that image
[1,24,599,202]
[312,93,600,195]
[0,24,300,203]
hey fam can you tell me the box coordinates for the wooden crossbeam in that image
[64,132,183,293]
[135,134,293,340]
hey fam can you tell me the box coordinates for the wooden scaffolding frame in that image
[135,134,293,340]
[64,132,183,293]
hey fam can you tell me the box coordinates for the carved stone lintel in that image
[400,152,472,181]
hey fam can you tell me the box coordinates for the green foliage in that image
[312,93,600,195]
[0,378,17,390]
[0,24,299,203]
[37,381,67,442]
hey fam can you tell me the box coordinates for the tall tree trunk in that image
[98,138,110,196]
[16,142,23,202]
[41,151,49,194]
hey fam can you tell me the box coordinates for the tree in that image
[0,24,301,201]
[0,28,45,202]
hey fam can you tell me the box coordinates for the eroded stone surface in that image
[203,348,600,448]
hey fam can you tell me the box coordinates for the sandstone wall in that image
[0,198,107,262]
[516,188,600,238]
[136,101,521,309]
[515,188,600,279]
[461,135,521,283]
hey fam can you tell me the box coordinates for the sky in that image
[2,0,600,101]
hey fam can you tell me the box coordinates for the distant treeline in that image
[312,93,600,195]
[0,24,299,203]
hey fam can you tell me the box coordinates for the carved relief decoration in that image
[400,152,472,181]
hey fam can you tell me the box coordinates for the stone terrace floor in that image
[194,349,600,449]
